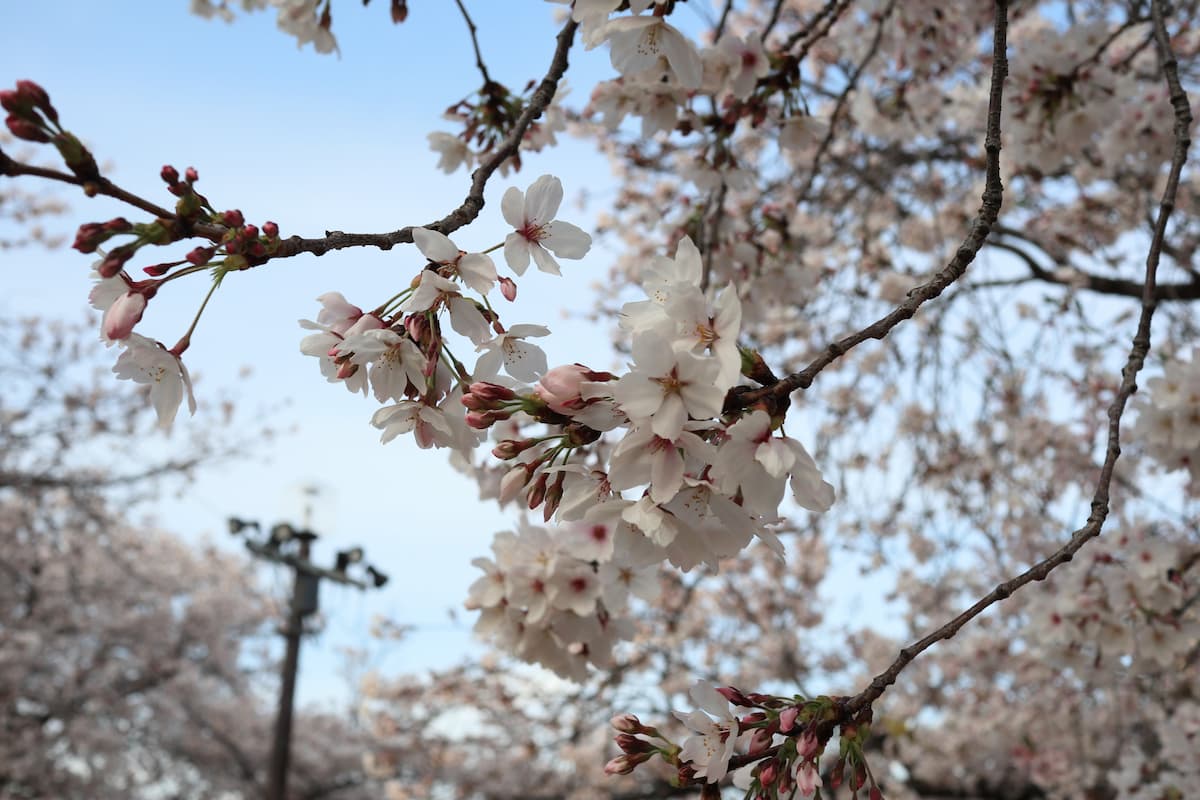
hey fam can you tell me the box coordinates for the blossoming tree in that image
[4,0,1200,796]
[0,319,379,798]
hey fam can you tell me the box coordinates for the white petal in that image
[530,243,563,276]
[504,233,531,275]
[501,185,526,228]
[412,227,460,264]
[543,220,592,259]
[525,174,563,224]
[503,339,548,383]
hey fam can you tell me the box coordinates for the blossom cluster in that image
[1130,349,1200,485]
[293,172,833,675]
[609,682,882,799]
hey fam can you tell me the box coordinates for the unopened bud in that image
[262,220,280,238]
[160,164,180,184]
[614,733,654,754]
[492,439,534,460]
[186,246,216,266]
[758,759,779,786]
[870,788,884,800]
[184,166,199,182]
[779,705,799,733]
[499,276,517,301]
[6,114,49,142]
[603,753,648,776]
[542,471,565,521]
[221,209,245,228]
[468,381,517,403]
[15,80,56,123]
[716,686,755,707]
[97,245,135,278]
[610,714,643,734]
[526,472,549,509]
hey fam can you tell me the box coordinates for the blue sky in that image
[1,1,632,706]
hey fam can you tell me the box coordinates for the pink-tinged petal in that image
[504,233,532,275]
[179,357,197,416]
[651,393,686,439]
[525,174,563,224]
[101,292,147,341]
[458,252,498,294]
[649,446,684,504]
[755,438,795,478]
[507,324,551,338]
[501,185,525,229]
[447,296,491,344]
[503,339,548,383]
[673,235,704,285]
[661,24,703,89]
[631,332,674,375]
[412,227,460,264]
[530,243,563,276]
[315,291,362,327]
[543,220,592,259]
[612,373,663,419]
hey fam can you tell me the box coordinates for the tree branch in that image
[266,17,578,259]
[736,0,1008,411]
[843,0,1189,721]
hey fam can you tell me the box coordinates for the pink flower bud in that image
[221,209,245,228]
[6,114,49,142]
[97,246,135,278]
[262,220,280,238]
[468,382,517,403]
[186,246,216,266]
[492,439,534,460]
[797,730,820,759]
[184,166,199,182]
[15,80,56,123]
[465,411,493,430]
[526,472,549,509]
[535,364,591,414]
[603,755,636,776]
[758,759,779,786]
[614,733,654,754]
[542,472,564,521]
[779,705,799,733]
[499,276,517,301]
[610,713,643,734]
[160,165,179,184]
[102,291,148,341]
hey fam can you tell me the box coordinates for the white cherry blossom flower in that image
[501,175,592,276]
[370,400,453,448]
[111,334,196,430]
[611,332,725,439]
[475,324,551,384]
[426,131,471,173]
[673,680,739,783]
[400,271,491,345]
[602,15,702,89]
[412,227,497,295]
[339,328,426,402]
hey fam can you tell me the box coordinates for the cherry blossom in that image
[111,333,196,430]
[501,174,592,276]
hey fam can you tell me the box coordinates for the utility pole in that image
[228,517,389,800]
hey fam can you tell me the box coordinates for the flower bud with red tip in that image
[5,114,49,142]
[499,276,517,301]
[15,80,57,124]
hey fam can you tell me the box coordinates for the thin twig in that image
[734,0,1004,411]
[267,17,578,259]
[454,0,492,86]
[844,0,1189,720]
